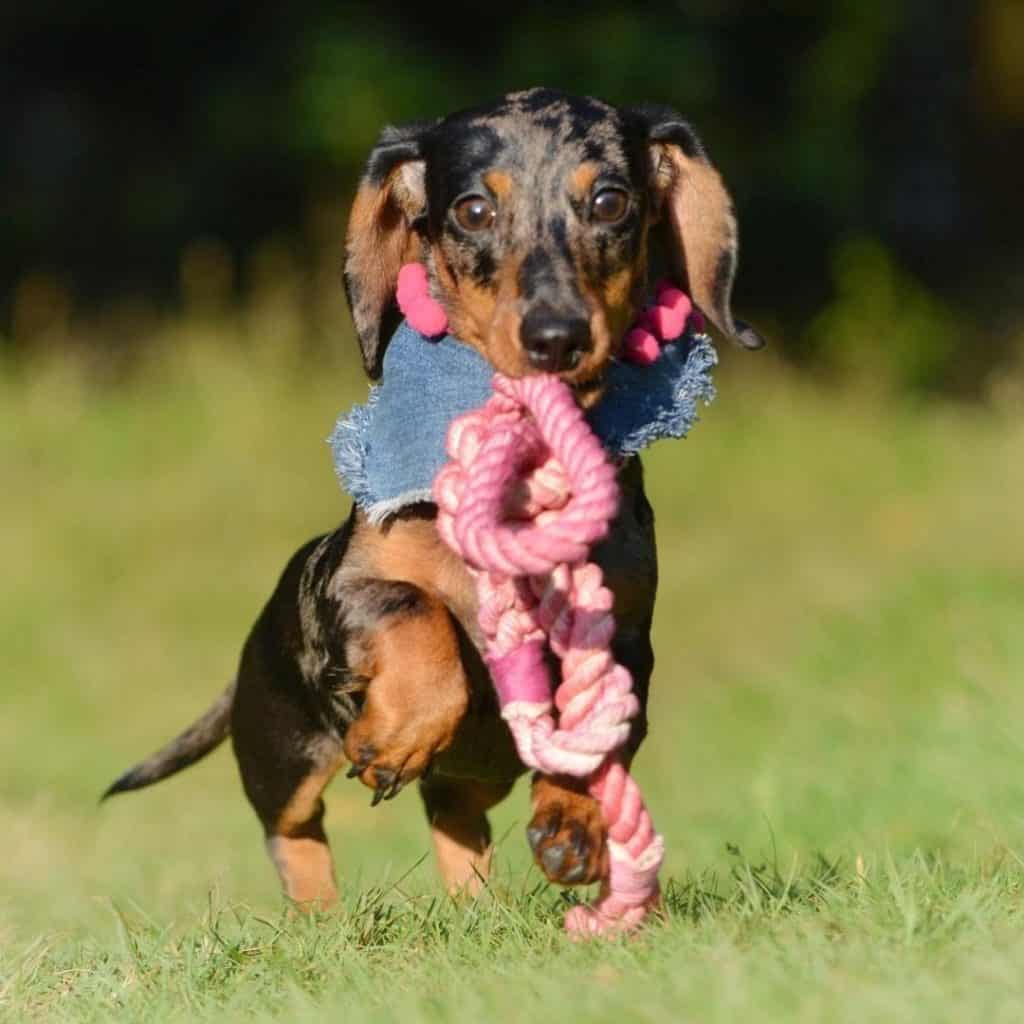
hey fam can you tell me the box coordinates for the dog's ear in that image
[631,105,764,350]
[344,121,433,377]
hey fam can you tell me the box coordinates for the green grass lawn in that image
[2,328,1023,1021]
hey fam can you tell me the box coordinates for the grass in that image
[2,322,1023,1021]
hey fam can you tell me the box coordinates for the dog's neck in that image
[331,320,717,525]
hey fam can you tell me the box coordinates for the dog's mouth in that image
[567,370,608,408]
[497,349,611,407]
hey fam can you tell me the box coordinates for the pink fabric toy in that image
[396,263,449,338]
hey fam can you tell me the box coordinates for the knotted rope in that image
[433,374,664,936]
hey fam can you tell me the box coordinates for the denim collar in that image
[331,320,716,524]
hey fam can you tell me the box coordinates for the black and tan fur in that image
[104,88,762,903]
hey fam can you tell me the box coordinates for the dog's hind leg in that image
[262,751,344,908]
[419,775,513,895]
[232,626,345,908]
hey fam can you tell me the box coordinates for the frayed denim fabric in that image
[331,320,716,524]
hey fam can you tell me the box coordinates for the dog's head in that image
[344,88,763,398]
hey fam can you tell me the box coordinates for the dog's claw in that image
[369,766,401,807]
[344,733,429,804]
[348,751,411,805]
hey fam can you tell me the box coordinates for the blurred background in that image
[3,0,1024,389]
[3,0,1024,978]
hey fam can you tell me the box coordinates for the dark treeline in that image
[3,1,1022,390]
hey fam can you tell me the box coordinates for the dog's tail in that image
[100,679,236,800]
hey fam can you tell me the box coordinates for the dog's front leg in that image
[523,633,651,890]
[338,579,470,805]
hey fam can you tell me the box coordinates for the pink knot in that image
[619,278,702,365]
[397,263,449,337]
[622,328,661,366]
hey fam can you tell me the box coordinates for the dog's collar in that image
[331,320,716,524]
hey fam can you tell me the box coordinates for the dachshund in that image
[103,88,763,905]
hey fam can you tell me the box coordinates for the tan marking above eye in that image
[592,187,630,223]
[453,195,497,232]
[483,170,513,199]
[570,161,601,197]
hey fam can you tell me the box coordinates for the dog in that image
[103,87,763,905]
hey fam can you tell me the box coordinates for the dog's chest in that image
[339,463,657,783]
[344,458,656,645]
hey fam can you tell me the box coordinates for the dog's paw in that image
[342,696,464,806]
[526,776,607,886]
[343,724,430,805]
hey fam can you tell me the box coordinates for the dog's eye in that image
[591,188,629,224]
[453,195,497,232]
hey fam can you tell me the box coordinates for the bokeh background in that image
[3,4,1024,1018]
[5,0,1024,389]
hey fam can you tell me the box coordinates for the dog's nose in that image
[520,310,592,372]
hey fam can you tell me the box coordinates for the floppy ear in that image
[344,121,433,377]
[632,105,764,350]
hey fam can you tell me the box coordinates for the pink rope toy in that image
[398,262,699,935]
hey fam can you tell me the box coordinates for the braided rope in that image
[434,373,664,936]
